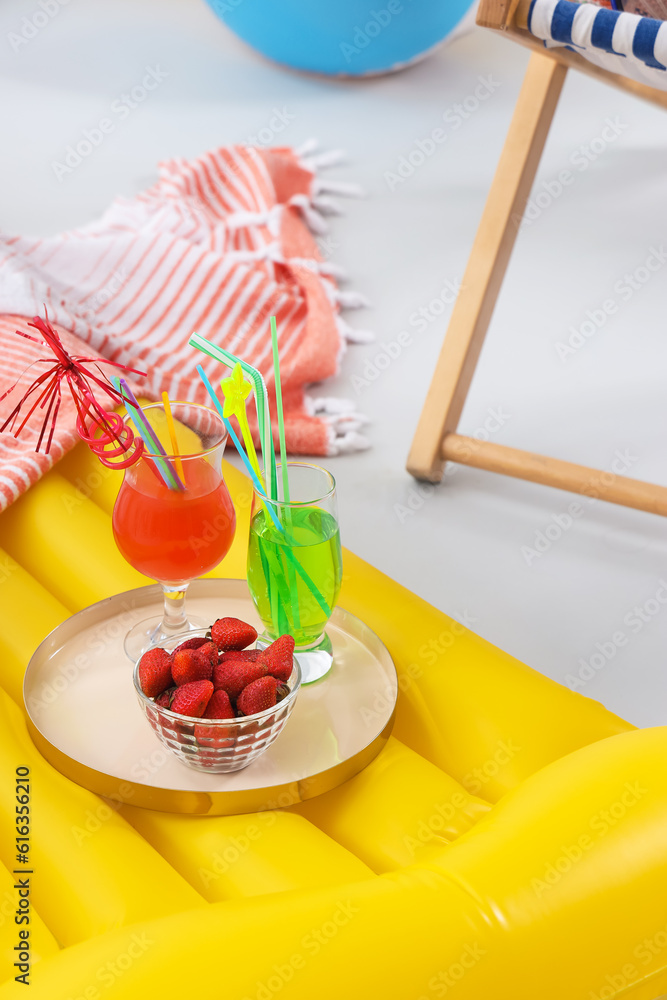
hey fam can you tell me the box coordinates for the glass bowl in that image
[133,629,301,773]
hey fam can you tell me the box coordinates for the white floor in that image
[2,0,667,728]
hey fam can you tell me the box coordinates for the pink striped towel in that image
[0,141,371,511]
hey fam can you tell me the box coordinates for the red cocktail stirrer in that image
[0,314,147,469]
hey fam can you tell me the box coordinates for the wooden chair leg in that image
[442,435,667,517]
[407,50,568,482]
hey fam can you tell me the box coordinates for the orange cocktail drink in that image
[112,401,235,659]
[113,455,235,582]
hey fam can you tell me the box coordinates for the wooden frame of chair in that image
[406,0,667,517]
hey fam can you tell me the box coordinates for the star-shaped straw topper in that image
[221,362,253,419]
[220,362,262,481]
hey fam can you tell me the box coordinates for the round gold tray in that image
[24,578,397,815]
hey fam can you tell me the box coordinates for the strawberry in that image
[201,689,235,720]
[197,640,220,667]
[194,689,236,746]
[170,680,213,719]
[213,659,268,700]
[237,675,279,716]
[155,686,177,708]
[258,635,295,683]
[138,647,173,698]
[173,636,209,654]
[172,647,213,686]
[210,617,257,652]
[219,648,262,664]
[194,723,235,747]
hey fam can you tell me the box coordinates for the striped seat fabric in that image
[528,0,667,88]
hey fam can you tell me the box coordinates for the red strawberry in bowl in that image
[138,647,173,698]
[201,688,235,720]
[237,675,279,716]
[210,617,257,652]
[213,659,268,700]
[172,647,214,686]
[170,680,213,719]
[258,635,295,683]
[195,689,236,747]
[219,648,263,664]
[197,640,220,667]
[155,686,177,708]
[173,636,209,654]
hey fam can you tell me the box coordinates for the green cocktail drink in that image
[247,504,342,646]
[247,461,343,683]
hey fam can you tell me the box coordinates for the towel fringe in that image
[301,148,348,170]
[307,396,356,417]
[288,193,329,235]
[327,428,371,456]
[336,315,375,345]
[317,260,348,281]
[305,394,371,455]
[311,195,343,217]
[295,138,347,172]
[334,289,371,310]
[294,138,320,158]
[313,178,364,198]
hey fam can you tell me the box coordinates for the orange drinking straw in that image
[161,392,185,482]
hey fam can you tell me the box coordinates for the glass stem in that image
[161,583,190,634]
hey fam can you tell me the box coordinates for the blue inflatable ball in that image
[205,0,476,77]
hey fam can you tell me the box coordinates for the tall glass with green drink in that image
[247,463,342,683]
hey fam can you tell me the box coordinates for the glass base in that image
[124,614,210,662]
[258,631,333,685]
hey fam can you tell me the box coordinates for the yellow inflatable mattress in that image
[0,442,664,999]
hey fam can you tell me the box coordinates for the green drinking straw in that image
[269,315,299,630]
[270,315,290,504]
[112,378,184,491]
